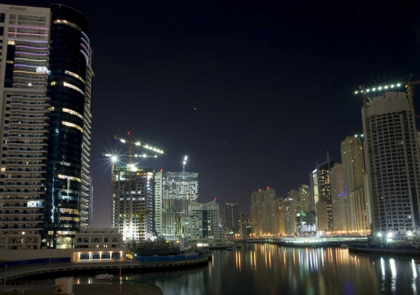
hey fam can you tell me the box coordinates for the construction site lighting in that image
[184,155,188,161]
[387,232,394,238]
[135,142,141,146]
[111,156,118,163]
[120,139,126,143]
[104,153,112,157]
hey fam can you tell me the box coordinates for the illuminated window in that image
[62,121,83,132]
[54,19,81,31]
[58,174,81,183]
[65,70,85,83]
[63,82,84,95]
[63,108,83,119]
[48,106,54,111]
[50,81,56,86]
[7,40,15,45]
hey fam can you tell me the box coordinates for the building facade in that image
[238,213,249,237]
[75,228,122,248]
[284,197,302,235]
[155,171,198,238]
[331,164,348,231]
[317,157,335,230]
[299,185,311,211]
[309,169,319,211]
[225,202,239,234]
[341,136,369,232]
[250,187,276,236]
[112,167,154,242]
[0,4,52,250]
[362,91,420,234]
[187,200,221,239]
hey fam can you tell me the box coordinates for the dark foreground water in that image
[75,244,420,295]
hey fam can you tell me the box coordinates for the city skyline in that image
[5,0,418,228]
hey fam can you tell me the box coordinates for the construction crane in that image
[111,132,165,243]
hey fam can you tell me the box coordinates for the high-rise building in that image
[297,211,316,234]
[154,171,163,236]
[318,157,335,230]
[331,164,348,231]
[238,213,249,237]
[112,167,154,242]
[284,197,302,235]
[88,176,93,228]
[0,5,51,250]
[287,189,299,201]
[0,4,94,249]
[341,136,369,231]
[299,185,311,211]
[316,200,329,232]
[309,169,319,211]
[187,200,221,239]
[225,202,239,234]
[45,4,93,248]
[155,171,198,238]
[250,187,276,236]
[362,91,420,233]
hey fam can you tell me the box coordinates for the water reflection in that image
[72,244,420,295]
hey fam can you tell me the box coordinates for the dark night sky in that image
[9,0,420,227]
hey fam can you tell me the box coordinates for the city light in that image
[386,232,393,238]
[407,231,413,237]
[354,83,403,94]
[111,155,118,163]
[120,139,126,143]
[377,233,382,237]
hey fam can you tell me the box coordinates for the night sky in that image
[9,0,420,227]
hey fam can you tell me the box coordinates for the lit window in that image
[58,174,81,183]
[48,106,54,111]
[7,40,15,45]
[63,108,83,119]
[50,81,56,86]
[62,121,83,132]
[54,19,81,31]
[65,70,85,83]
[63,82,84,95]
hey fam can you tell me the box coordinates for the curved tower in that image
[45,4,93,248]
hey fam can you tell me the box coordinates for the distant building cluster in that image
[247,90,420,238]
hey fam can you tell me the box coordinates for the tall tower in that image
[341,136,369,231]
[299,185,311,212]
[330,164,348,231]
[44,4,93,248]
[225,202,239,234]
[362,91,420,234]
[317,157,335,230]
[0,4,52,250]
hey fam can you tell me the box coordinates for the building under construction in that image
[112,167,155,242]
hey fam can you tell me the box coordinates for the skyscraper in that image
[318,156,335,230]
[341,136,369,231]
[0,4,93,249]
[331,164,348,231]
[238,213,249,237]
[225,202,239,234]
[250,187,275,236]
[299,185,311,211]
[309,168,319,211]
[45,4,93,248]
[362,91,420,233]
[155,171,198,238]
[0,4,52,250]
[112,167,154,242]
[284,197,302,235]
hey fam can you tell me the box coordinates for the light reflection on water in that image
[73,244,420,295]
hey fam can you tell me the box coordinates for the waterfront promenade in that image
[0,256,209,281]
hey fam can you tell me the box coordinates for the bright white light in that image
[387,232,393,238]
[104,153,112,157]
[366,89,370,92]
[28,83,32,86]
[372,88,376,91]
[355,134,358,138]
[361,134,364,137]
[391,84,395,88]
[184,155,188,161]
[120,139,126,143]
[183,161,186,165]
[135,142,141,146]
[154,155,158,158]
[111,156,118,163]
[386,238,393,243]
[397,83,401,87]
[354,91,358,94]
[143,154,146,157]
[378,87,382,90]
[407,231,413,237]
[384,85,388,89]
[377,233,382,237]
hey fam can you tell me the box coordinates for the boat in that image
[340,244,349,249]
[95,272,114,280]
